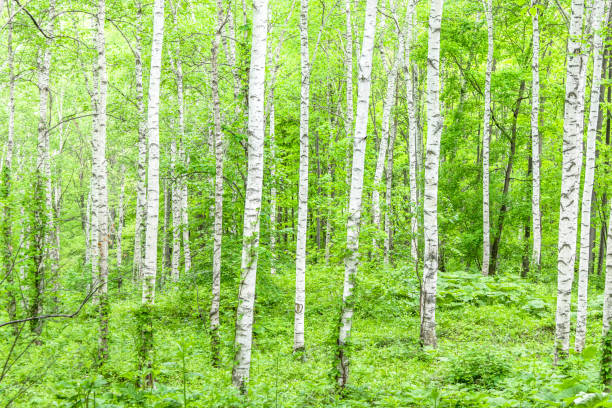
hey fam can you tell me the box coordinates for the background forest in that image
[1,0,612,406]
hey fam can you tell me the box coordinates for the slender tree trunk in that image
[482,0,493,276]
[575,0,606,353]
[336,0,377,389]
[162,180,171,281]
[602,199,612,388]
[404,0,418,270]
[232,0,268,392]
[420,0,444,348]
[3,0,16,324]
[181,171,191,273]
[384,117,397,265]
[210,0,225,365]
[344,0,354,190]
[372,31,403,253]
[117,166,125,273]
[32,0,55,336]
[133,2,147,282]
[270,90,278,274]
[294,0,310,354]
[489,81,526,276]
[555,0,586,362]
[531,0,542,274]
[140,0,165,387]
[94,0,110,363]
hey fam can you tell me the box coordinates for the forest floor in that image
[0,262,607,407]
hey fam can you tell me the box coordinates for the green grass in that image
[0,262,607,407]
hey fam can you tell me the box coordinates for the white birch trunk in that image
[94,0,110,360]
[270,88,277,274]
[232,0,268,391]
[336,0,377,388]
[531,0,542,273]
[575,0,606,353]
[181,170,191,273]
[142,0,165,305]
[482,0,493,276]
[555,0,585,361]
[117,166,125,268]
[404,1,418,268]
[420,0,444,348]
[372,32,403,253]
[384,118,397,265]
[344,0,354,189]
[210,0,225,354]
[293,0,310,354]
[170,138,180,282]
[133,2,147,282]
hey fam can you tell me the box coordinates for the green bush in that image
[446,348,510,388]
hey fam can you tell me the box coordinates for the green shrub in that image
[446,348,510,388]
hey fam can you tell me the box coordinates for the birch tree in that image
[336,0,377,389]
[404,0,419,269]
[531,0,542,274]
[344,0,353,186]
[372,27,403,254]
[554,0,585,362]
[133,2,147,281]
[294,0,310,354]
[232,0,268,391]
[575,0,606,353]
[420,0,444,347]
[94,0,110,362]
[603,199,612,387]
[210,0,225,364]
[482,0,493,276]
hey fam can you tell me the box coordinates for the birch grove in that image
[3,0,612,403]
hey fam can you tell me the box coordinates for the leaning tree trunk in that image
[336,0,377,389]
[232,0,268,392]
[482,0,493,276]
[140,0,165,388]
[420,0,445,348]
[210,0,225,366]
[294,0,310,354]
[372,31,403,254]
[575,0,606,353]
[555,0,586,363]
[531,0,542,274]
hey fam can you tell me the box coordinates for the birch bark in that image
[372,32,403,253]
[336,0,377,389]
[142,0,165,305]
[575,0,606,353]
[531,0,542,274]
[555,0,585,361]
[420,0,444,348]
[133,2,147,281]
[232,0,268,391]
[404,0,418,268]
[210,0,225,364]
[293,0,310,354]
[482,0,493,276]
[94,0,110,361]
